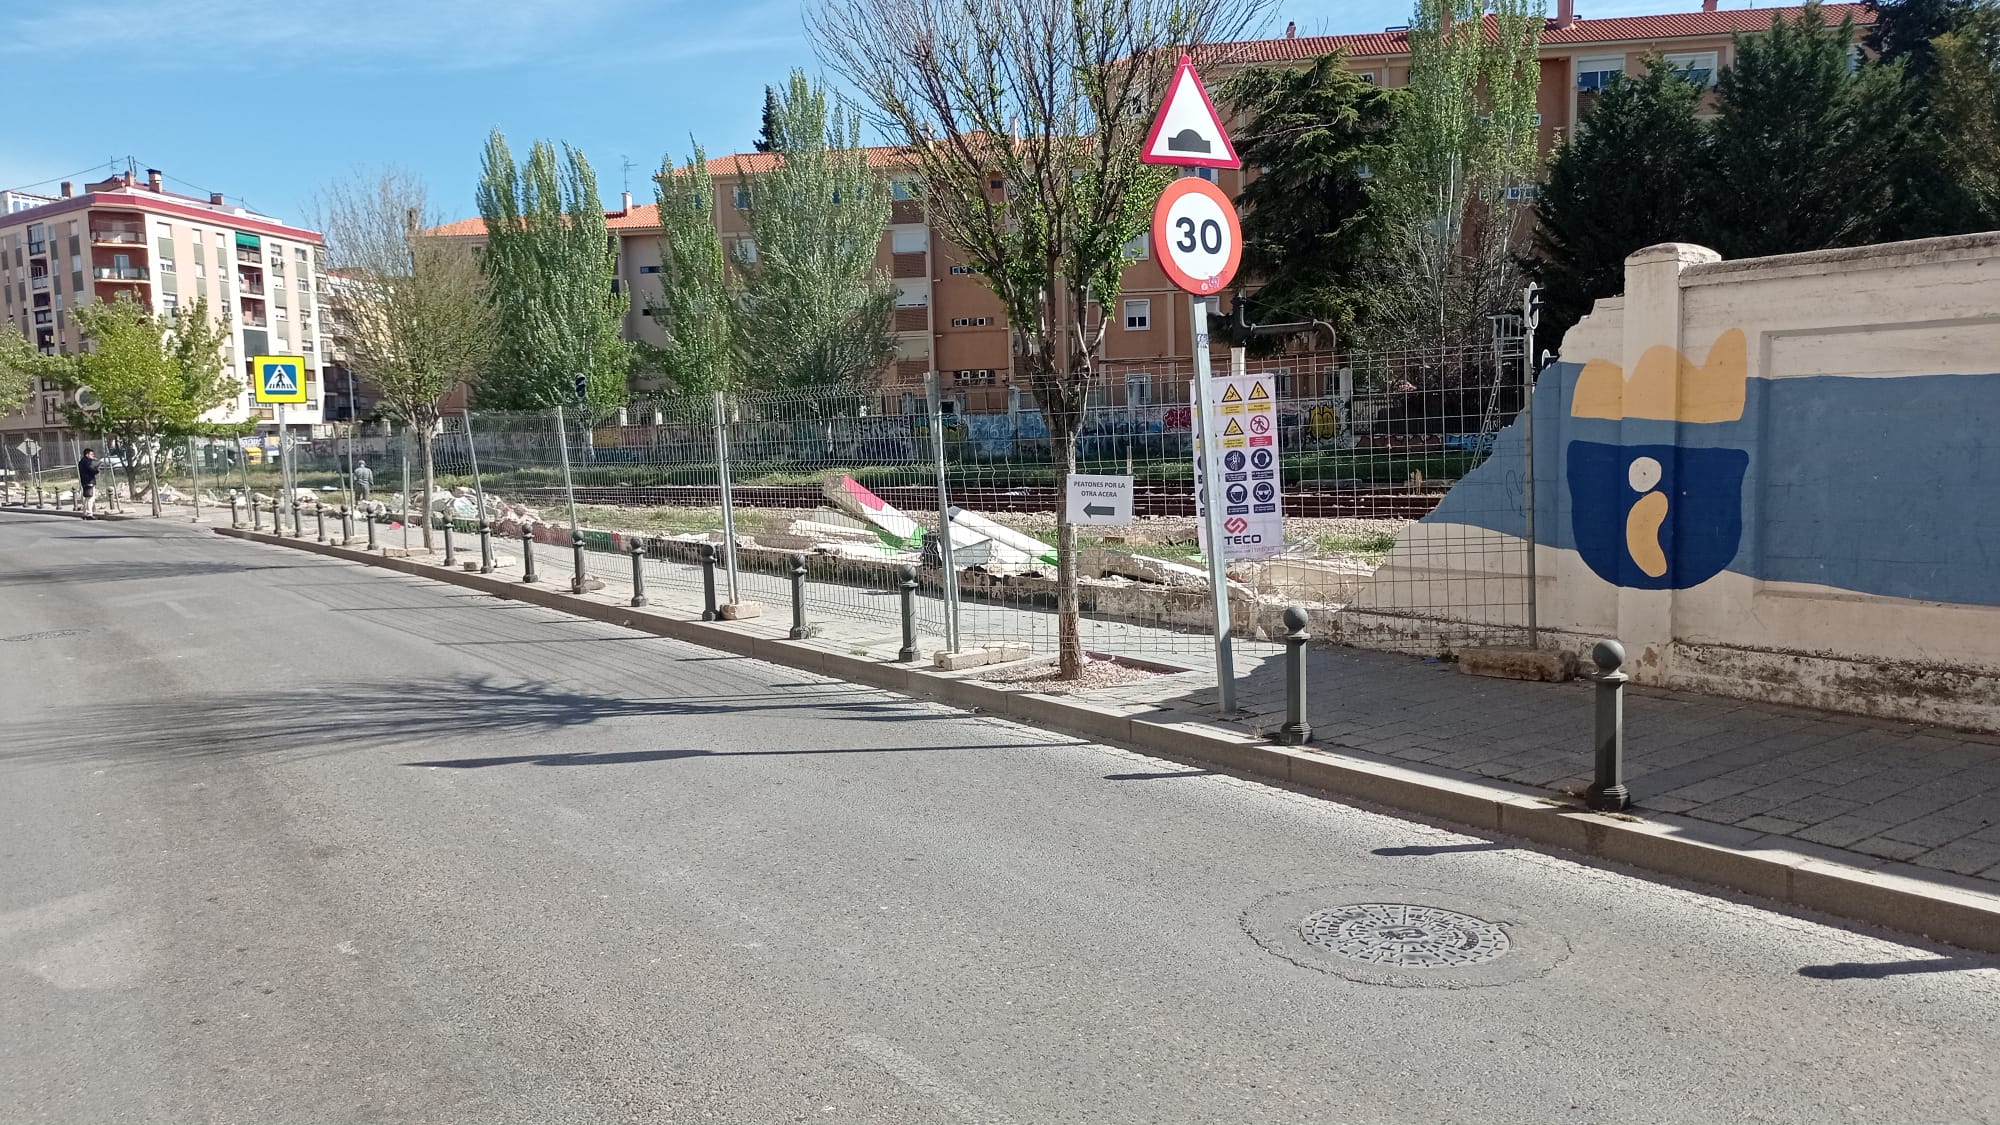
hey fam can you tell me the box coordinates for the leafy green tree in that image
[1930,4,2000,218]
[0,330,34,417]
[647,146,737,395]
[754,86,783,153]
[733,72,897,395]
[1526,60,1707,347]
[812,0,1266,677]
[318,169,495,549]
[1868,0,1983,82]
[1222,52,1399,342]
[1369,0,1545,353]
[1702,5,1912,257]
[474,132,632,413]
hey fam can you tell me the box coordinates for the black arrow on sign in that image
[1084,503,1116,518]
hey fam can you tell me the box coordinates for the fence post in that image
[898,565,919,663]
[1588,640,1630,811]
[712,390,742,607]
[316,503,327,543]
[1522,285,1541,649]
[788,553,808,640]
[518,526,536,583]
[462,411,495,573]
[699,543,719,621]
[1278,606,1312,745]
[923,372,963,652]
[629,541,648,607]
[442,517,457,568]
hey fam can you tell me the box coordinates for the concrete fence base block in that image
[1456,645,1579,683]
[719,602,762,620]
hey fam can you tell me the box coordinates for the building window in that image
[1194,167,1219,183]
[891,227,928,253]
[160,257,176,274]
[1663,51,1718,86]
[639,264,662,274]
[1123,233,1149,261]
[732,238,757,263]
[732,185,752,209]
[949,264,982,275]
[948,316,991,327]
[1123,299,1150,330]
[1576,56,1625,91]
[162,294,179,312]
[890,179,918,201]
[1125,373,1153,406]
[893,279,929,307]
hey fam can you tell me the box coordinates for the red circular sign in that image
[1151,177,1241,295]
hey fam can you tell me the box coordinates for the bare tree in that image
[317,171,493,550]
[812,0,1272,677]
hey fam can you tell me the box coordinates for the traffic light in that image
[573,372,588,404]
[1522,282,1544,332]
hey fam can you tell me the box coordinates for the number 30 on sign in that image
[1151,177,1241,296]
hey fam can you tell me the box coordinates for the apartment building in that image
[0,169,334,453]
[431,1,1869,415]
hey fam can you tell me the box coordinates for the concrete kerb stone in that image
[1,505,136,522]
[209,523,2000,955]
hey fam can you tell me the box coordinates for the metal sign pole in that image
[554,404,582,549]
[461,410,493,571]
[188,437,202,522]
[276,402,290,526]
[711,390,741,606]
[1191,294,1236,715]
[400,432,411,549]
[1521,285,1541,649]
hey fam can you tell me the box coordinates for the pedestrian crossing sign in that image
[252,354,308,404]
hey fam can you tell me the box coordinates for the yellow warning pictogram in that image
[1223,417,1244,436]
[1248,381,1271,402]
[1221,385,1243,403]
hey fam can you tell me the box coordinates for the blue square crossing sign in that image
[252,354,309,404]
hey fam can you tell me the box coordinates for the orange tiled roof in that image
[1203,2,1874,63]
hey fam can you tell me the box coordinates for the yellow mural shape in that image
[1626,490,1670,578]
[1571,328,1748,422]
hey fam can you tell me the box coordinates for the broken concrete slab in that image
[1456,646,1578,683]
[719,603,763,620]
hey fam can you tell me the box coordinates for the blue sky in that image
[2,0,1698,228]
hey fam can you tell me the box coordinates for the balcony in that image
[893,306,929,332]
[239,280,266,296]
[242,316,269,328]
[27,241,46,256]
[91,227,143,245]
[93,266,150,281]
[892,252,927,278]
[29,276,49,291]
[236,248,262,265]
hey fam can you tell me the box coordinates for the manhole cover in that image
[1300,903,1510,967]
[1,630,82,643]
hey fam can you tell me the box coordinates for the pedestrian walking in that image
[352,460,374,503]
[78,448,99,519]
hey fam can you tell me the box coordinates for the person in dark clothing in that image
[352,460,374,503]
[78,449,99,519]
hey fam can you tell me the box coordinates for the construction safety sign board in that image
[1192,373,1285,560]
[1067,473,1134,526]
[1142,56,1241,169]
[252,354,309,404]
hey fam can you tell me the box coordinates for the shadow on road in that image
[1373,842,1510,857]
[0,674,995,767]
[1798,957,1995,979]
[0,559,339,587]
[406,742,1033,768]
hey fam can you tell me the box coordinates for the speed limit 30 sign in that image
[1151,177,1241,296]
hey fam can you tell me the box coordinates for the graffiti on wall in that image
[1566,329,1750,590]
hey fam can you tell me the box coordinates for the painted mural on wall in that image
[1422,328,2000,608]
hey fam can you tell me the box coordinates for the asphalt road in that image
[2,511,1997,1125]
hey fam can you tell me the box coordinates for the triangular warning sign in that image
[1221,385,1243,403]
[262,364,298,394]
[1223,417,1244,436]
[1142,56,1241,170]
[1248,381,1270,401]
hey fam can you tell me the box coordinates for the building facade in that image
[0,169,334,455]
[430,1,1869,415]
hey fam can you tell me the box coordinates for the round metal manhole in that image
[1299,903,1510,967]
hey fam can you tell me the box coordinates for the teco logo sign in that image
[1224,516,1249,534]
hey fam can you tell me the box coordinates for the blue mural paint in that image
[1567,441,1748,590]
[1425,362,2000,607]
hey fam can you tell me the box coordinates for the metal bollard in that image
[897,565,919,663]
[35,485,43,509]
[315,504,327,542]
[629,542,648,607]
[1278,606,1312,745]
[365,509,378,551]
[787,553,809,640]
[699,544,719,620]
[442,518,457,567]
[570,532,588,595]
[339,505,353,545]
[252,498,263,531]
[292,501,303,539]
[231,496,243,529]
[519,526,536,583]
[1587,640,1630,811]
[478,522,494,574]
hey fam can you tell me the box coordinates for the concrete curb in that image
[211,525,2000,955]
[1,505,140,521]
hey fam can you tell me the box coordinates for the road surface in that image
[2,511,1996,1124]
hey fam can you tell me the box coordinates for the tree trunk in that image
[418,426,437,551]
[1054,416,1083,679]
